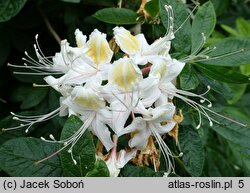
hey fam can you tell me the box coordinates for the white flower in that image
[118,103,177,174]
[62,86,114,152]
[104,57,153,134]
[106,149,137,177]
[113,26,173,66]
[51,29,113,86]
[105,136,137,177]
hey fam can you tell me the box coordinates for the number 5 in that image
[238,180,244,188]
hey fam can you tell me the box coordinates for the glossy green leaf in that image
[228,143,250,175]
[0,137,62,176]
[11,86,49,110]
[86,159,110,177]
[240,64,250,76]
[211,0,230,16]
[201,38,250,66]
[204,148,235,177]
[197,74,233,100]
[195,64,250,84]
[60,115,96,176]
[145,0,159,17]
[211,107,250,148]
[221,24,239,36]
[159,0,191,54]
[0,116,26,145]
[0,0,27,22]
[191,1,216,53]
[236,18,250,38]
[94,8,138,25]
[227,84,247,104]
[179,64,199,90]
[179,126,205,176]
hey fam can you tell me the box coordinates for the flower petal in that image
[91,117,114,151]
[71,86,106,111]
[139,77,161,107]
[117,149,137,168]
[113,26,140,55]
[110,101,131,134]
[109,57,142,91]
[118,117,146,137]
[129,128,151,150]
[163,59,185,82]
[143,36,171,56]
[151,103,176,121]
[153,121,176,134]
[75,29,87,48]
[84,29,113,66]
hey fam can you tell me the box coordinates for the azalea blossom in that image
[105,136,137,177]
[5,3,246,177]
[61,86,114,152]
[104,57,152,134]
[118,103,177,174]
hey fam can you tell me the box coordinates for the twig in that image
[40,10,61,45]
[0,98,6,103]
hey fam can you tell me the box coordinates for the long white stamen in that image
[150,127,174,174]
[164,5,174,38]
[2,108,61,132]
[174,2,200,34]
[39,113,95,164]
[192,49,245,63]
[163,87,246,128]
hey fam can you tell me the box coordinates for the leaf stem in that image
[39,10,61,45]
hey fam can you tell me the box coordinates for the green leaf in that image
[227,84,247,104]
[60,0,81,3]
[211,107,250,149]
[179,64,199,90]
[240,64,250,76]
[59,115,96,176]
[94,8,138,25]
[197,74,233,100]
[159,0,191,54]
[145,0,159,17]
[0,137,62,176]
[0,116,26,145]
[236,18,250,38]
[86,159,110,177]
[179,125,205,176]
[195,64,250,84]
[201,37,250,67]
[204,148,235,177]
[11,86,49,109]
[191,1,216,53]
[120,164,164,177]
[0,0,27,22]
[0,28,10,67]
[211,0,230,16]
[221,24,239,36]
[228,143,250,175]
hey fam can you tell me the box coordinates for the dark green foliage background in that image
[0,0,250,177]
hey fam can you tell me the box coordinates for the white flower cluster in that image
[8,5,241,177]
[42,21,185,174]
[29,5,185,175]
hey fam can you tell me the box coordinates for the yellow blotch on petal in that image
[75,93,105,110]
[85,30,113,67]
[150,61,167,80]
[110,59,142,91]
[114,27,140,55]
